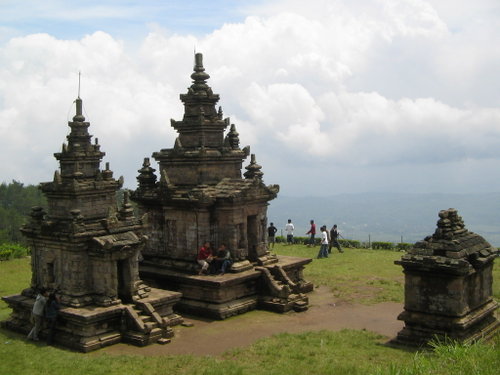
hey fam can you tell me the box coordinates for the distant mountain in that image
[268,192,500,246]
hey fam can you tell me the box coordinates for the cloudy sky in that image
[1,0,499,196]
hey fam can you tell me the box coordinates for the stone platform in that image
[2,288,182,352]
[140,255,313,319]
[395,299,499,346]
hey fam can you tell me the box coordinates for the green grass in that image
[0,257,31,320]
[1,251,499,375]
[273,243,500,303]
[273,243,405,304]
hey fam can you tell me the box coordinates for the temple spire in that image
[190,53,210,92]
[73,72,85,122]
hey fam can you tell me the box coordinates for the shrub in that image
[395,242,413,251]
[275,236,285,243]
[0,243,30,260]
[339,239,360,248]
[0,247,12,260]
[371,241,394,250]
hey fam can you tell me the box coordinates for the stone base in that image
[176,296,259,319]
[392,300,500,347]
[1,288,182,352]
[258,293,309,313]
[140,255,313,319]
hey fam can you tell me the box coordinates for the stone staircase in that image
[122,301,173,346]
[256,264,309,313]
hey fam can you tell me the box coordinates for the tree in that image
[0,180,47,244]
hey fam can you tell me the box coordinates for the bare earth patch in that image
[102,286,404,357]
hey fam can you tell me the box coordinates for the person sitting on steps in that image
[211,243,233,275]
[197,241,213,275]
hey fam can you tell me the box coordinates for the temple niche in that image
[2,97,182,352]
[132,53,313,318]
[393,208,499,346]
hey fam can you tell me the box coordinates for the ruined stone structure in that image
[2,97,182,352]
[394,208,499,346]
[132,53,312,318]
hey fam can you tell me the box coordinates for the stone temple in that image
[394,208,499,346]
[2,96,182,351]
[1,53,313,351]
[131,53,313,318]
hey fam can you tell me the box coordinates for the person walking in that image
[267,222,278,248]
[306,220,316,247]
[317,225,329,258]
[329,224,344,253]
[285,219,294,245]
[27,288,49,341]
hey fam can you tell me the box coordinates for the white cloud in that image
[0,0,499,195]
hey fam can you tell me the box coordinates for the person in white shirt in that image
[27,288,49,341]
[285,219,295,245]
[317,225,329,258]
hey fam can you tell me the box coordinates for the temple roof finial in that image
[244,154,264,180]
[73,72,85,122]
[191,53,210,88]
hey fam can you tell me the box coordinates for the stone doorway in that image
[117,259,133,303]
[247,215,258,262]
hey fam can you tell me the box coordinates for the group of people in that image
[27,288,60,344]
[196,219,344,274]
[317,224,344,258]
[269,219,344,258]
[196,241,233,275]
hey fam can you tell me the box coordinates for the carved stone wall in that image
[394,208,499,346]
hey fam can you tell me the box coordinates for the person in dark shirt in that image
[329,224,344,253]
[267,222,278,248]
[211,244,232,275]
[45,292,60,345]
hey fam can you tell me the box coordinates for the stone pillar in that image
[394,208,499,346]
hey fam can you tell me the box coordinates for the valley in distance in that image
[268,192,500,247]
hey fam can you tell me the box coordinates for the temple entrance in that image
[247,215,258,262]
[117,259,133,303]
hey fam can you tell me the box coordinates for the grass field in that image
[0,244,498,375]
[274,244,405,304]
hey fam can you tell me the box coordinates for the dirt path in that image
[102,286,404,357]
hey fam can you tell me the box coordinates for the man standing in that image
[285,219,294,245]
[27,288,49,341]
[306,219,316,247]
[329,224,344,253]
[267,222,278,248]
[317,225,329,258]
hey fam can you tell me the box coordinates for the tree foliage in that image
[0,180,47,244]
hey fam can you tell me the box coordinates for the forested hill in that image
[268,192,500,246]
[0,181,46,243]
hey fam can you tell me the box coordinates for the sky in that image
[1,0,499,197]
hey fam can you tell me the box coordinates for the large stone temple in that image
[131,53,313,318]
[2,53,313,351]
[2,96,182,351]
[394,208,499,346]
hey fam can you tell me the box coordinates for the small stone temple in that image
[131,53,313,318]
[2,97,182,352]
[394,208,499,346]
